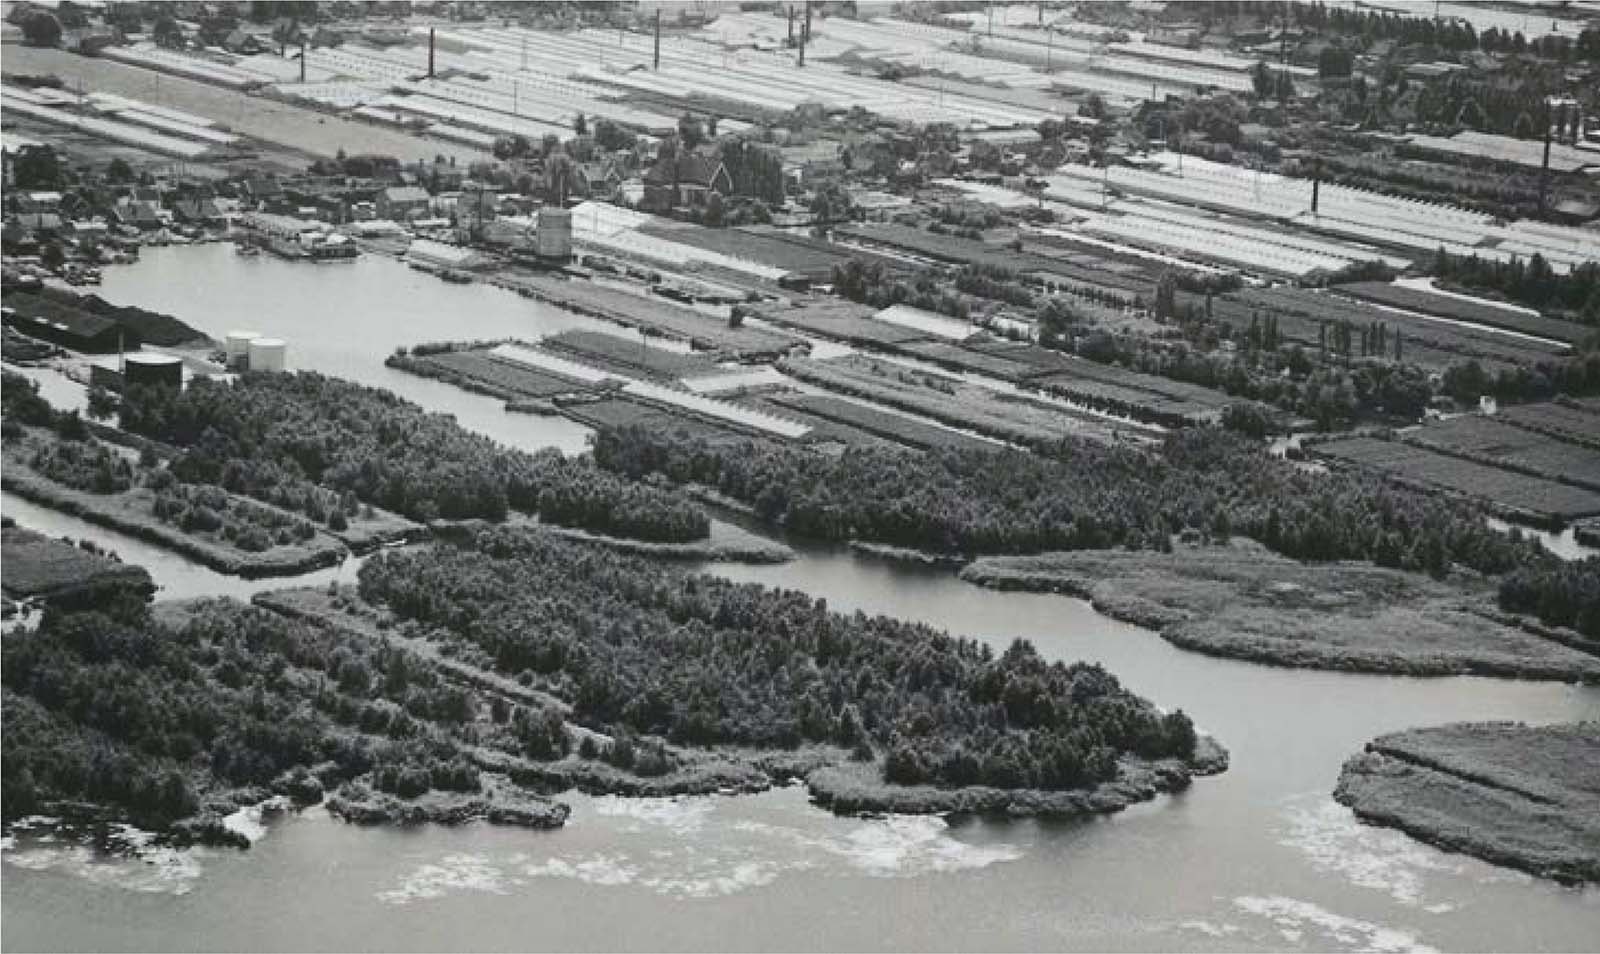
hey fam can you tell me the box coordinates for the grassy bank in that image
[960,540,1600,681]
[1334,722,1600,884]
[1,523,155,608]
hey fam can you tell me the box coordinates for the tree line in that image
[117,372,710,543]
[592,425,1550,578]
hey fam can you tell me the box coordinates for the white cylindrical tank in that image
[247,337,287,372]
[225,330,259,366]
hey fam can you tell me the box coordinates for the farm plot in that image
[1230,287,1568,368]
[1336,283,1591,345]
[1402,415,1600,492]
[400,348,599,399]
[758,392,999,454]
[504,273,804,358]
[891,340,1040,382]
[779,354,1129,447]
[540,330,721,381]
[964,339,1230,425]
[1498,402,1600,451]
[1312,437,1600,523]
[753,300,934,348]
[637,224,868,281]
[559,397,757,449]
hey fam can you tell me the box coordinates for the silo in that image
[123,353,184,390]
[225,330,259,369]
[536,207,573,261]
[247,337,287,372]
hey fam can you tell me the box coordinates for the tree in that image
[153,16,185,49]
[15,146,64,190]
[572,113,587,137]
[1318,43,1353,80]
[678,113,704,149]
[703,191,725,227]
[20,11,61,47]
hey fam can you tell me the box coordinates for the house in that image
[642,152,732,211]
[2,302,131,354]
[222,28,265,54]
[112,200,163,231]
[574,160,623,201]
[172,198,225,227]
[12,213,64,236]
[376,185,430,220]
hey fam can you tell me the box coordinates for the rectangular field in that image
[1497,402,1600,450]
[557,397,759,448]
[754,300,934,348]
[414,349,597,398]
[1312,436,1600,523]
[758,392,1000,454]
[540,330,721,381]
[1336,282,1591,345]
[1402,415,1600,492]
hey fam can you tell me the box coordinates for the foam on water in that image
[221,796,292,844]
[1277,795,1462,910]
[377,853,519,905]
[590,796,716,835]
[1233,895,1436,953]
[1,835,206,896]
[376,799,1023,905]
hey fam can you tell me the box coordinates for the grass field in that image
[1337,282,1592,345]
[1313,436,1600,523]
[541,330,722,381]
[1404,414,1600,492]
[1,523,154,604]
[780,354,1134,447]
[758,391,999,454]
[1498,401,1600,450]
[962,541,1600,680]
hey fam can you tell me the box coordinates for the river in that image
[4,247,1598,952]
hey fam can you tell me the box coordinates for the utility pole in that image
[428,28,435,79]
[654,10,661,70]
[799,3,807,67]
[299,40,306,83]
[1311,154,1321,215]
[1538,97,1554,215]
[788,5,794,45]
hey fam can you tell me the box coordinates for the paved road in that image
[3,46,492,165]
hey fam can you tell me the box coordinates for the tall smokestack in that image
[428,28,435,79]
[300,40,306,82]
[654,11,661,70]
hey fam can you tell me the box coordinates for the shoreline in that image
[959,543,1600,682]
[1333,722,1600,884]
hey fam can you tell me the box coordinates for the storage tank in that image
[247,337,287,372]
[123,352,183,390]
[225,330,259,369]
[536,207,573,261]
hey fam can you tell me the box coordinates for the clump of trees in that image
[593,424,1549,578]
[2,597,538,827]
[1499,557,1600,639]
[118,373,709,543]
[1431,249,1600,323]
[357,529,1199,792]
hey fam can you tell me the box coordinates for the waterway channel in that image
[3,246,1597,952]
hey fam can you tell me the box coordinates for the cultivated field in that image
[541,330,722,381]
[1403,415,1600,492]
[395,347,600,399]
[1498,401,1600,450]
[753,300,935,348]
[1337,282,1592,345]
[1312,436,1600,523]
[780,354,1130,447]
[758,391,1000,454]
